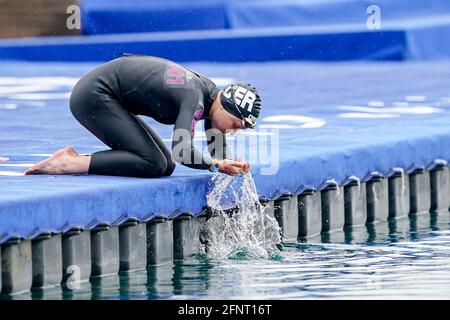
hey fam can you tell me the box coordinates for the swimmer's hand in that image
[211,159,250,176]
[0,157,9,162]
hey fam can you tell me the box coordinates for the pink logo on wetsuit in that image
[164,63,195,89]
[165,63,186,85]
[191,107,204,138]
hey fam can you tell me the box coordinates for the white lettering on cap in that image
[241,91,256,112]
[234,86,256,112]
[223,85,234,99]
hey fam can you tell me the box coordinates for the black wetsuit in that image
[70,54,230,178]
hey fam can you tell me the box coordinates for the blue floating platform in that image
[2,60,450,242]
[79,0,450,35]
[0,27,407,62]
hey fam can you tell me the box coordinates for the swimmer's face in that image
[211,104,245,135]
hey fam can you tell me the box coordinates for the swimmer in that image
[25,54,262,178]
[0,157,9,162]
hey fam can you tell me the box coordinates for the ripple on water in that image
[2,212,449,300]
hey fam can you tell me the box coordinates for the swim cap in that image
[220,83,261,129]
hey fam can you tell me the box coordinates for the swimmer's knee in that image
[69,97,82,120]
[162,159,176,176]
[69,99,77,117]
[69,86,91,121]
[145,157,167,178]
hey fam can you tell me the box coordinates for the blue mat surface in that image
[2,60,450,242]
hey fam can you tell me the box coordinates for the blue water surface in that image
[2,211,449,300]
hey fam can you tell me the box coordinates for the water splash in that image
[201,172,282,260]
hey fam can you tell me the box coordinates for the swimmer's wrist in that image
[209,159,220,172]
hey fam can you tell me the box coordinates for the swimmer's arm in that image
[204,119,232,160]
[172,102,213,170]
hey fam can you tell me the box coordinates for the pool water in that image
[2,211,449,300]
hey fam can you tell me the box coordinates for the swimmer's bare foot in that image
[24,146,91,175]
[0,157,9,162]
